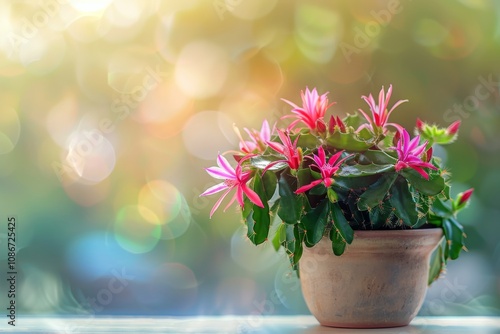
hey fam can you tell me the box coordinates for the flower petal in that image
[217,155,235,174]
[209,188,232,218]
[328,150,344,165]
[200,182,228,196]
[295,180,322,194]
[261,119,271,141]
[223,192,238,212]
[241,183,264,208]
[358,109,374,129]
[267,141,284,154]
[317,146,326,164]
[206,167,235,179]
[236,185,244,207]
[410,166,429,180]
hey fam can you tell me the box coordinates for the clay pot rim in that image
[352,227,443,238]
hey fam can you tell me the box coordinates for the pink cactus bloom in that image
[358,85,407,134]
[295,147,350,194]
[201,155,263,218]
[266,130,303,170]
[237,120,271,154]
[281,87,335,132]
[392,129,438,180]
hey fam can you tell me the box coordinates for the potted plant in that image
[200,86,473,328]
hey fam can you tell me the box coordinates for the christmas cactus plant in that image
[201,86,473,284]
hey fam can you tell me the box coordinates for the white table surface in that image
[1,316,500,333]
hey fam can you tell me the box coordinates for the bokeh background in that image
[0,0,499,318]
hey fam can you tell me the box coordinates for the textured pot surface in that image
[299,229,443,328]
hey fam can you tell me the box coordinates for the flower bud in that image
[446,120,461,135]
[424,147,433,163]
[416,119,461,145]
[336,116,346,133]
[316,119,327,134]
[453,188,474,212]
[328,115,346,134]
[416,118,426,132]
[458,188,473,206]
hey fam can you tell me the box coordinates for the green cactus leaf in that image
[401,169,445,196]
[302,199,329,245]
[443,183,451,199]
[261,170,278,199]
[297,168,313,188]
[250,155,287,171]
[333,174,379,190]
[330,202,354,244]
[346,198,367,227]
[309,183,327,195]
[326,131,373,152]
[272,223,286,251]
[242,196,252,219]
[357,173,397,211]
[428,241,446,285]
[343,113,363,128]
[293,224,305,264]
[369,201,393,229]
[329,228,346,256]
[427,214,443,227]
[362,149,397,164]
[284,224,298,270]
[443,218,465,260]
[327,187,338,203]
[249,172,271,245]
[269,198,280,214]
[411,217,428,229]
[295,133,320,150]
[389,177,418,226]
[432,198,453,218]
[378,131,396,150]
[277,173,303,224]
[338,163,394,177]
[357,127,373,140]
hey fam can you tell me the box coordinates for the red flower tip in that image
[416,118,425,131]
[425,147,433,162]
[328,115,346,134]
[459,188,474,206]
[316,119,327,134]
[393,130,401,145]
[328,115,336,133]
[336,116,346,132]
[447,120,461,135]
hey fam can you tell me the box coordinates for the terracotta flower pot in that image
[299,228,443,328]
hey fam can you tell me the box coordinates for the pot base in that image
[320,320,409,329]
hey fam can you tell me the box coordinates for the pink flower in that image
[236,120,271,154]
[201,155,263,218]
[392,129,437,180]
[282,87,335,132]
[266,130,303,170]
[358,85,407,134]
[295,147,350,193]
